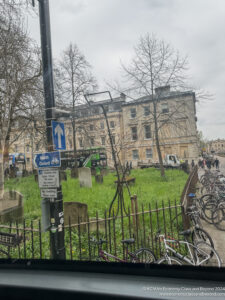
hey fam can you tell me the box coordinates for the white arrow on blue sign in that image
[34,151,61,168]
[52,121,66,150]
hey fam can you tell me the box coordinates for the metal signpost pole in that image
[38,0,65,259]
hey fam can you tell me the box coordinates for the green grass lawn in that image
[5,168,188,220]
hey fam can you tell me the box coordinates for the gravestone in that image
[22,170,29,177]
[34,174,38,182]
[71,167,78,178]
[64,202,88,231]
[91,168,96,176]
[0,190,24,223]
[78,167,92,188]
[95,174,103,184]
[60,170,67,181]
[100,168,108,176]
[9,169,16,178]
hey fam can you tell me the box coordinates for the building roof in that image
[122,90,195,107]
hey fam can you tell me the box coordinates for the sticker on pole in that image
[34,151,60,168]
[38,169,59,188]
[52,121,66,150]
[40,188,57,198]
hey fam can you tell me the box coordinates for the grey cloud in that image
[27,0,225,140]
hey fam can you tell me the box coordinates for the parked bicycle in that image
[91,237,156,263]
[155,230,221,267]
[171,200,214,249]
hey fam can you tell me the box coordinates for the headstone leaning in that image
[78,167,92,188]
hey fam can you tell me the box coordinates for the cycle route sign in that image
[34,151,61,168]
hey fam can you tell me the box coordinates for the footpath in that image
[198,160,225,266]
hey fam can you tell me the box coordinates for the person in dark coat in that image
[215,158,219,169]
[206,159,211,169]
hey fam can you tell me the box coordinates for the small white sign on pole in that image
[41,188,57,198]
[38,169,59,188]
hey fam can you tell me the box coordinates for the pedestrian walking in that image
[191,160,195,169]
[203,159,206,169]
[215,158,219,169]
[206,159,211,169]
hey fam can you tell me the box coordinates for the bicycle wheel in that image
[202,201,218,224]
[157,256,182,265]
[133,248,156,263]
[200,194,214,205]
[192,227,214,249]
[194,241,221,267]
[212,206,225,231]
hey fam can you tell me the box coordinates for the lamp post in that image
[38,0,65,259]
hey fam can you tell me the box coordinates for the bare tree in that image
[0,2,41,197]
[118,34,188,177]
[55,43,97,176]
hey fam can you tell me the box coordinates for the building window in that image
[144,106,150,116]
[130,108,136,118]
[79,138,83,147]
[110,121,115,128]
[144,125,151,139]
[90,124,94,131]
[132,150,139,160]
[14,145,18,152]
[101,136,105,145]
[146,148,153,159]
[26,145,29,152]
[35,144,39,151]
[161,103,169,113]
[90,137,95,146]
[100,122,104,130]
[131,127,138,141]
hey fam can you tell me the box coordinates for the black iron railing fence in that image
[0,200,183,260]
[180,166,199,229]
[0,166,199,260]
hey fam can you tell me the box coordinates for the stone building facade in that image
[10,86,199,169]
[207,139,225,154]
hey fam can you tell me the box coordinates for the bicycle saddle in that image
[179,229,192,236]
[121,238,135,244]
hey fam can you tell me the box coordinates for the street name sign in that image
[40,188,58,198]
[34,151,61,168]
[52,121,66,150]
[38,169,60,188]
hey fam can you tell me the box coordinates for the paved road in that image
[198,155,225,266]
[218,155,225,174]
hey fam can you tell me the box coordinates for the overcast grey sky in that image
[27,0,225,140]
